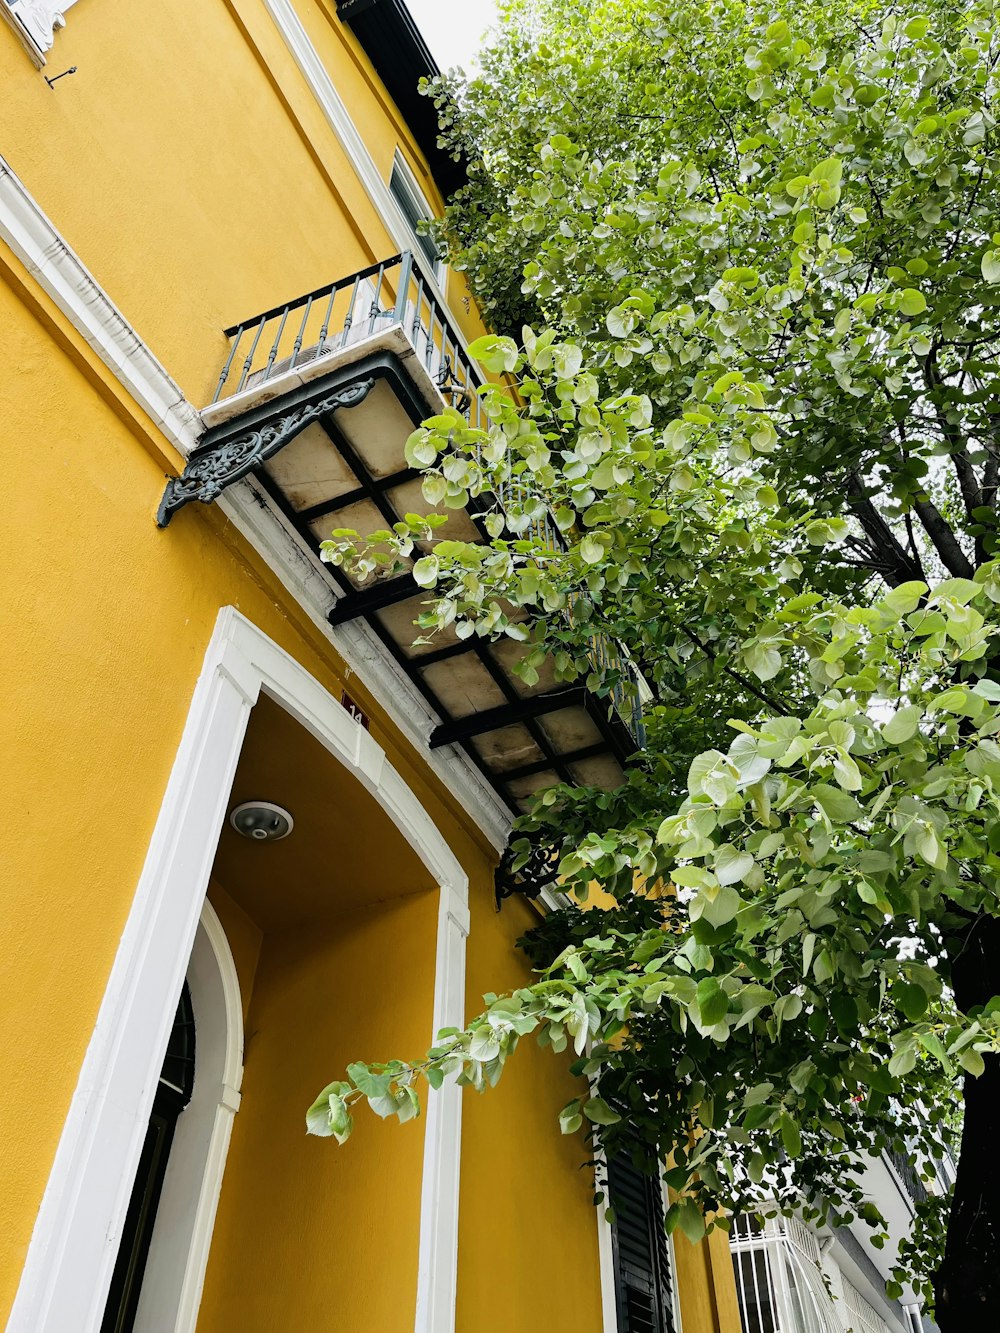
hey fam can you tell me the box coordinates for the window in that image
[608,1151,676,1333]
[842,1279,891,1333]
[100,985,196,1333]
[729,1213,842,1333]
[389,153,443,280]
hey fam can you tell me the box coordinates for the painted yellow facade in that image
[0,2,743,1331]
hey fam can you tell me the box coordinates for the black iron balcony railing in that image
[212,252,487,418]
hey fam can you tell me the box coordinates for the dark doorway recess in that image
[100,983,196,1333]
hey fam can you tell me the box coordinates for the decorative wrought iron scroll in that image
[494,832,562,906]
[156,378,375,527]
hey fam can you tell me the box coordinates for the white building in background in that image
[729,1147,945,1333]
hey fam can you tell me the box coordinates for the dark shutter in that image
[608,1151,676,1333]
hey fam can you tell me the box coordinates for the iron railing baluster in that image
[394,251,414,326]
[370,262,385,338]
[412,275,424,349]
[263,306,290,382]
[236,316,268,394]
[426,300,436,372]
[339,276,359,349]
[215,324,244,403]
[289,295,313,370]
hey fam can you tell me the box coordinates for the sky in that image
[406,0,499,71]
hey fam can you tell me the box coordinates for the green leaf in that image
[883,705,922,744]
[700,883,743,928]
[469,1027,502,1063]
[893,983,929,1021]
[914,823,948,871]
[898,289,927,317]
[696,977,730,1027]
[579,534,605,565]
[744,1081,774,1106]
[583,1095,622,1125]
[813,784,862,823]
[780,1113,802,1158]
[306,1082,353,1142]
[888,1045,917,1078]
[412,555,439,588]
[559,1098,583,1134]
[745,642,782,681]
[676,1199,707,1244]
[714,843,754,886]
[774,994,803,1024]
[917,1031,954,1076]
[811,156,843,186]
[728,733,771,784]
[958,1048,986,1077]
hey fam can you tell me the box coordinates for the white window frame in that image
[389,149,446,286]
[130,901,243,1333]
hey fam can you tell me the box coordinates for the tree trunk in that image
[933,911,1000,1329]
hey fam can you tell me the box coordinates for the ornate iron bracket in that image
[494,833,561,907]
[436,356,472,416]
[156,378,375,527]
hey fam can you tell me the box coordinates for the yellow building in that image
[0,2,742,1330]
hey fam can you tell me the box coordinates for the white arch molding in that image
[7,607,470,1333]
[133,901,244,1333]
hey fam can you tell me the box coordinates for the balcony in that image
[158,254,643,815]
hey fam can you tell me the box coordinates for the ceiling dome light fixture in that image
[229,800,294,842]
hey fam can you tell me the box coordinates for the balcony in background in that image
[158,253,643,814]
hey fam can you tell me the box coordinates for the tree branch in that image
[912,494,976,579]
[845,474,925,587]
[924,346,980,522]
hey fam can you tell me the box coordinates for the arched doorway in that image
[10,609,469,1333]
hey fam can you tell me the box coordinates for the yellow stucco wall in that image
[0,1,739,1328]
[0,0,443,406]
[198,894,437,1331]
[457,878,607,1331]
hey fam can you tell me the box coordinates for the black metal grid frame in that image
[193,349,637,813]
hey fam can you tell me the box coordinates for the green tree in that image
[311,1,1000,1324]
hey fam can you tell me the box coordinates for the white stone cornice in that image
[3,0,78,66]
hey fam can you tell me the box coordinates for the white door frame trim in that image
[134,900,245,1333]
[7,606,469,1333]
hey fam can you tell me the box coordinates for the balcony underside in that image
[161,314,638,814]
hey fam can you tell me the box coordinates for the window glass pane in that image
[390,162,440,269]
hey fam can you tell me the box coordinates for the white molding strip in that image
[7,607,470,1333]
[262,0,460,325]
[0,155,510,851]
[134,901,244,1333]
[595,1172,619,1333]
[0,156,202,456]
[220,476,511,851]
